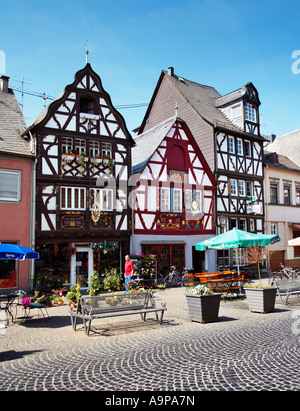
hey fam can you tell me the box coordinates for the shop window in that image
[0,241,17,289]
[143,244,185,276]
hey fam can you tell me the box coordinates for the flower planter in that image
[244,287,277,313]
[186,293,221,323]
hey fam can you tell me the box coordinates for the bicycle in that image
[164,266,190,287]
[273,263,300,280]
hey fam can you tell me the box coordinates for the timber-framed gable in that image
[22,63,134,287]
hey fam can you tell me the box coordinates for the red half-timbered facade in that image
[132,117,218,273]
[22,64,134,286]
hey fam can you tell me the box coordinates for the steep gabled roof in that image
[0,85,33,157]
[132,116,218,186]
[139,69,261,136]
[23,63,135,146]
[132,116,176,174]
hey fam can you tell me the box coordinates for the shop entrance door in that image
[70,244,93,287]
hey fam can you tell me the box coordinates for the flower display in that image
[22,297,32,307]
[186,284,213,296]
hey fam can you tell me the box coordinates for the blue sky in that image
[1,0,300,137]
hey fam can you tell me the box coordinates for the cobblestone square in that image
[0,287,300,392]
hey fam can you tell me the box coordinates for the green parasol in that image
[196,228,280,251]
[195,228,280,278]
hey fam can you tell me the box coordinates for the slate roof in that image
[132,116,177,174]
[264,151,300,173]
[265,130,300,167]
[0,87,32,157]
[163,72,258,134]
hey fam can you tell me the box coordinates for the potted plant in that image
[185,284,221,323]
[103,268,121,293]
[88,270,103,296]
[244,246,277,313]
[66,283,81,308]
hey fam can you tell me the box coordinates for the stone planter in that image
[186,293,221,323]
[245,287,277,313]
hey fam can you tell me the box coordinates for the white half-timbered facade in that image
[22,63,134,286]
[132,117,218,273]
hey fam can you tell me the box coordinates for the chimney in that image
[168,67,174,77]
[0,75,9,92]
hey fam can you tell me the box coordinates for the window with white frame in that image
[102,142,112,158]
[284,184,291,205]
[75,139,86,155]
[246,181,253,198]
[90,188,113,211]
[249,219,255,232]
[236,138,243,156]
[184,189,192,212]
[228,136,235,154]
[62,137,73,154]
[270,182,279,204]
[230,179,237,196]
[244,140,251,157]
[60,187,86,210]
[271,223,278,235]
[238,180,245,197]
[239,218,246,231]
[89,141,100,158]
[172,188,182,212]
[296,186,300,206]
[245,103,257,123]
[160,187,170,212]
[0,170,21,202]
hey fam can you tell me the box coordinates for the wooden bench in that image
[271,278,300,305]
[70,291,166,335]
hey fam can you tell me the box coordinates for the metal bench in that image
[70,291,166,335]
[272,278,300,305]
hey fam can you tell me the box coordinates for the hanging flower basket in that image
[62,245,77,259]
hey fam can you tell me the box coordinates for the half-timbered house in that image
[137,67,265,269]
[131,117,218,273]
[22,64,134,287]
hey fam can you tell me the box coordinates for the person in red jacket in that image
[124,255,134,292]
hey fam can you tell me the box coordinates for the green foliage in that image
[103,268,121,292]
[89,270,103,296]
[66,283,81,303]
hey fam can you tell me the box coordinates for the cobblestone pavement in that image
[0,286,300,392]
